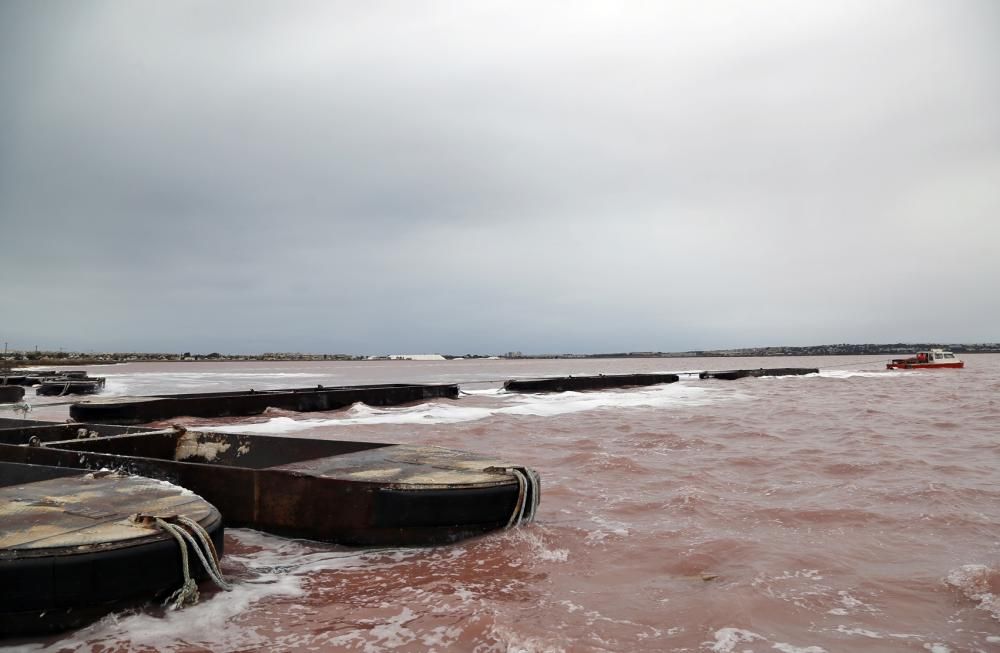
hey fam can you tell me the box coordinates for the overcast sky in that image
[2,1,998,354]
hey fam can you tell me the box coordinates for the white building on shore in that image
[373,354,447,361]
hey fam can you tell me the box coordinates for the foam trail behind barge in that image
[69,383,459,425]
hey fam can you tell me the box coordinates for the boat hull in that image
[886,362,964,370]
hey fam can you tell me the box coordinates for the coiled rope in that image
[489,466,541,528]
[150,516,232,610]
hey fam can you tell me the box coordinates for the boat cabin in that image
[887,349,964,370]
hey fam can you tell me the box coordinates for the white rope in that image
[155,518,199,610]
[154,516,232,610]
[525,468,541,521]
[167,519,232,593]
[505,469,528,529]
[496,466,540,529]
[177,516,232,591]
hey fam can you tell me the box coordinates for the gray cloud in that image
[2,1,998,354]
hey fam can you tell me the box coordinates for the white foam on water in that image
[818,370,907,379]
[459,386,505,395]
[708,627,765,652]
[757,373,821,380]
[322,606,419,650]
[100,377,131,396]
[504,526,570,563]
[483,624,569,653]
[205,402,497,434]
[103,372,323,379]
[208,383,734,434]
[824,590,879,616]
[834,625,883,638]
[500,383,724,418]
[924,644,951,653]
[773,644,828,653]
[945,564,1000,621]
[94,371,336,397]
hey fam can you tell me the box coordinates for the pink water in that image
[8,356,1000,652]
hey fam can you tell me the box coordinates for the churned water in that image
[7,355,1000,652]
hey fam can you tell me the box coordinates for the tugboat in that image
[886,349,964,370]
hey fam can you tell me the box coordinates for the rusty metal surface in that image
[0,426,539,546]
[0,471,215,553]
[271,444,519,487]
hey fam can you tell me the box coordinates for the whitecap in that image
[707,627,765,652]
[945,564,1000,621]
[205,383,736,433]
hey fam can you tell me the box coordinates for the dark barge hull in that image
[0,422,539,547]
[0,386,25,403]
[698,367,819,380]
[36,379,105,396]
[0,461,224,636]
[503,373,679,393]
[70,383,460,425]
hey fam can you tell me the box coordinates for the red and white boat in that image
[886,349,964,370]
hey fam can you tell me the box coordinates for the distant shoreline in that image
[4,343,998,367]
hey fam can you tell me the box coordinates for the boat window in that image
[944,353,954,358]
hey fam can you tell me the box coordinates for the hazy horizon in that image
[4,341,998,359]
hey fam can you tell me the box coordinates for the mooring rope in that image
[490,466,540,529]
[505,469,528,529]
[156,518,199,609]
[176,515,231,591]
[153,516,232,610]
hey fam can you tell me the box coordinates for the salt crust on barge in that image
[0,473,213,550]
[272,444,516,486]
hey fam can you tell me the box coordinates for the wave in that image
[817,370,907,379]
[946,564,1000,621]
[206,383,733,434]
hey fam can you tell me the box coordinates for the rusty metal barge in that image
[0,419,540,548]
[0,460,225,636]
[503,373,679,393]
[698,367,818,380]
[69,382,459,425]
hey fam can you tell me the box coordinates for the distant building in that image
[385,354,447,361]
